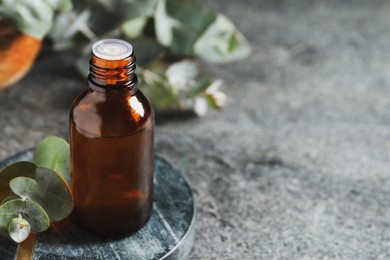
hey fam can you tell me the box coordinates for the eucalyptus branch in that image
[0,0,251,116]
[0,137,73,243]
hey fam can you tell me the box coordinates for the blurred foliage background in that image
[0,0,251,116]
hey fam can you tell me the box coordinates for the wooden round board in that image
[0,149,195,260]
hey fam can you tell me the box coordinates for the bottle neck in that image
[89,52,137,89]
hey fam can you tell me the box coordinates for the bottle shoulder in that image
[70,88,154,137]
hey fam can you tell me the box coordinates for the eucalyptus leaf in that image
[166,0,215,29]
[165,61,222,106]
[128,38,164,67]
[144,60,169,77]
[49,9,94,50]
[95,0,121,13]
[33,167,73,222]
[46,0,73,12]
[0,0,53,39]
[58,0,157,46]
[194,14,251,63]
[70,4,122,40]
[122,0,158,19]
[0,162,73,222]
[0,199,49,233]
[166,0,216,55]
[141,80,177,109]
[140,59,227,113]
[1,195,20,206]
[96,0,157,18]
[184,78,212,98]
[141,61,180,109]
[166,60,199,89]
[45,0,247,116]
[121,16,148,39]
[141,74,178,109]
[154,0,173,46]
[33,136,70,185]
[154,0,216,55]
[0,162,36,200]
[8,217,31,243]
[9,177,45,203]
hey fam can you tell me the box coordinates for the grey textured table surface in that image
[1,0,390,259]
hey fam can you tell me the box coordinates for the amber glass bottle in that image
[69,39,154,237]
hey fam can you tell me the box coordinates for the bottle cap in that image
[92,39,133,60]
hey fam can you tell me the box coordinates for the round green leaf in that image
[1,195,20,206]
[164,0,217,55]
[46,0,73,12]
[33,167,73,222]
[155,0,173,46]
[9,177,45,203]
[0,0,53,39]
[96,0,157,18]
[165,60,199,89]
[0,161,37,201]
[194,14,251,63]
[121,16,148,39]
[33,136,71,185]
[126,38,164,67]
[0,199,49,233]
[0,162,73,222]
[8,218,31,243]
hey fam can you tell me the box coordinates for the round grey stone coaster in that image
[0,149,195,260]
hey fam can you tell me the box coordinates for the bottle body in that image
[69,39,154,237]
